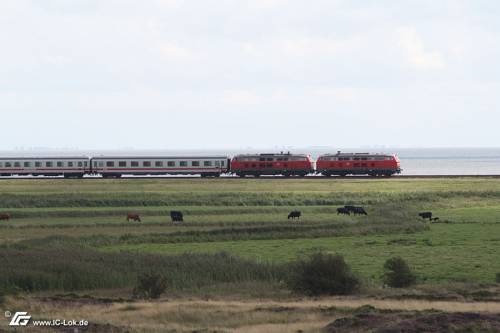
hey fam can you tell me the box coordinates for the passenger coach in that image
[231,153,314,177]
[90,156,230,178]
[316,152,401,176]
[0,156,90,178]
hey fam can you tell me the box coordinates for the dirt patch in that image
[324,307,500,333]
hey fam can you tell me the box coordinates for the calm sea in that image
[1,147,499,175]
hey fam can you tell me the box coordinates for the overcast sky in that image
[0,0,499,150]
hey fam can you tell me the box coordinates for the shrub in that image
[133,272,168,299]
[286,252,360,296]
[382,257,416,288]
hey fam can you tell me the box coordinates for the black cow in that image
[353,207,368,216]
[170,211,184,223]
[419,212,433,220]
[288,211,301,220]
[431,217,440,222]
[344,205,356,213]
[337,207,350,215]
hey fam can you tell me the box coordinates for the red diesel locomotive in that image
[316,152,401,176]
[231,153,314,177]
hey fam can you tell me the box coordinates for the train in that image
[0,152,401,178]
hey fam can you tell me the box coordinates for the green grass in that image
[0,177,499,293]
[103,223,500,283]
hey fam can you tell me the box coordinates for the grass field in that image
[1,177,499,332]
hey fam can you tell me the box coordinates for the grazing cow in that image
[418,212,433,220]
[344,205,356,213]
[337,207,350,215]
[431,217,440,222]
[353,207,368,216]
[0,213,10,221]
[126,213,141,222]
[288,211,301,220]
[170,211,184,223]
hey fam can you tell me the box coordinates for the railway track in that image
[0,174,499,180]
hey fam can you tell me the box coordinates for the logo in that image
[8,312,32,326]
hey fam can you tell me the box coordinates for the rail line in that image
[0,174,499,180]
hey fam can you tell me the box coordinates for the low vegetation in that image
[286,252,360,296]
[0,249,285,293]
[382,256,417,288]
[133,272,168,299]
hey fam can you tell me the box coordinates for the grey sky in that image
[1,0,499,149]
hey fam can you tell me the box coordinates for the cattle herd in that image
[0,209,443,224]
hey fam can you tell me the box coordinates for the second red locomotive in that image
[316,151,401,176]
[231,153,314,177]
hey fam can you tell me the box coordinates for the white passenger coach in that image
[0,157,89,178]
[90,156,230,178]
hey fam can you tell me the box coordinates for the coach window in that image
[106,161,115,167]
[46,162,53,167]
[84,162,88,167]
[57,161,64,167]
[5,162,12,167]
[143,161,151,167]
[131,161,139,167]
[0,162,3,167]
[119,161,127,167]
[68,162,73,167]
[204,161,212,167]
[78,162,83,167]
[14,162,21,167]
[167,161,175,167]
[180,161,187,167]
[35,162,41,167]
[24,162,31,168]
[259,157,265,161]
[221,160,225,166]
[192,161,200,167]
[155,161,163,167]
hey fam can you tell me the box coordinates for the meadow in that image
[1,177,500,332]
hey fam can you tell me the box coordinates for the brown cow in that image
[0,213,10,221]
[126,213,141,222]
